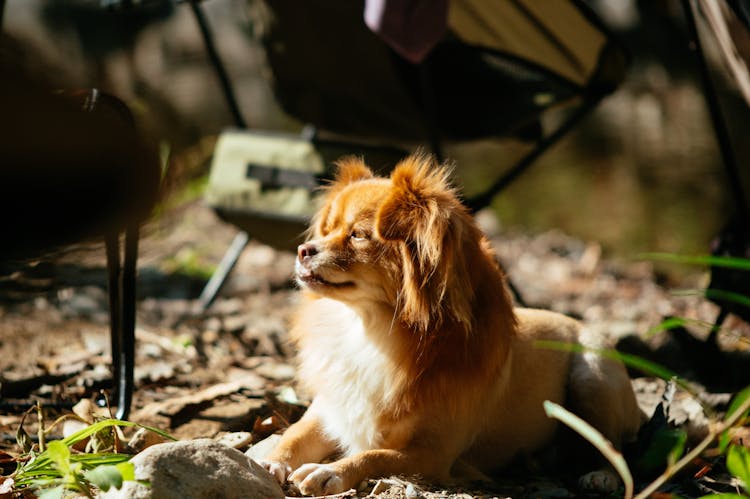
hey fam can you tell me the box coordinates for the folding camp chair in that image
[255,0,627,206]
[680,0,750,335]
[198,0,629,307]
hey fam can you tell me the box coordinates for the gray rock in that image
[98,439,284,499]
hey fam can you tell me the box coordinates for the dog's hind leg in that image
[565,349,644,492]
[567,349,643,447]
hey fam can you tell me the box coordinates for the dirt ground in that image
[1,199,749,498]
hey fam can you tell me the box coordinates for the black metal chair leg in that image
[188,0,247,129]
[117,225,138,421]
[105,233,123,413]
[105,227,139,421]
[199,231,250,310]
[465,96,602,214]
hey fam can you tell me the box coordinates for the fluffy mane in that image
[376,154,485,333]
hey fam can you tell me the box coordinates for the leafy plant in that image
[11,417,173,497]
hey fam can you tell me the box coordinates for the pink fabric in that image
[364,0,449,64]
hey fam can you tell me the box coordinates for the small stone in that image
[127,427,166,453]
[216,431,253,449]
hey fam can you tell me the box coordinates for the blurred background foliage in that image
[2,0,748,258]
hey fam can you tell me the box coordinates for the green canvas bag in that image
[205,129,406,250]
[205,129,326,250]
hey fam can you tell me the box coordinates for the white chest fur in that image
[297,299,398,455]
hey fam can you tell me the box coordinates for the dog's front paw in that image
[578,469,619,493]
[259,460,292,484]
[290,463,345,496]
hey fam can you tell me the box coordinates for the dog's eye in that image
[350,230,369,242]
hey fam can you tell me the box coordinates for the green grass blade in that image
[44,441,71,475]
[671,289,750,309]
[70,453,133,467]
[704,289,750,309]
[19,450,133,481]
[698,494,748,498]
[721,385,750,453]
[534,340,681,382]
[639,253,750,270]
[667,430,688,467]
[726,385,750,424]
[726,445,750,494]
[646,317,690,337]
[61,419,175,447]
[647,315,727,339]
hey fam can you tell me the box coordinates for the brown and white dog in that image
[261,154,642,495]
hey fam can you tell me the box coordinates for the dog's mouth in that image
[297,268,354,289]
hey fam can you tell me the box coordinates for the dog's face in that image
[294,159,402,305]
[295,155,478,331]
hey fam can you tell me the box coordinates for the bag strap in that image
[246,163,329,191]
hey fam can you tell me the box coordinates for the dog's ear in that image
[376,153,453,247]
[332,156,373,185]
[376,154,473,331]
[308,157,374,237]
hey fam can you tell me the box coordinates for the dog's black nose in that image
[297,242,318,261]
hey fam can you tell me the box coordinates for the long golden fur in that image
[262,154,642,495]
